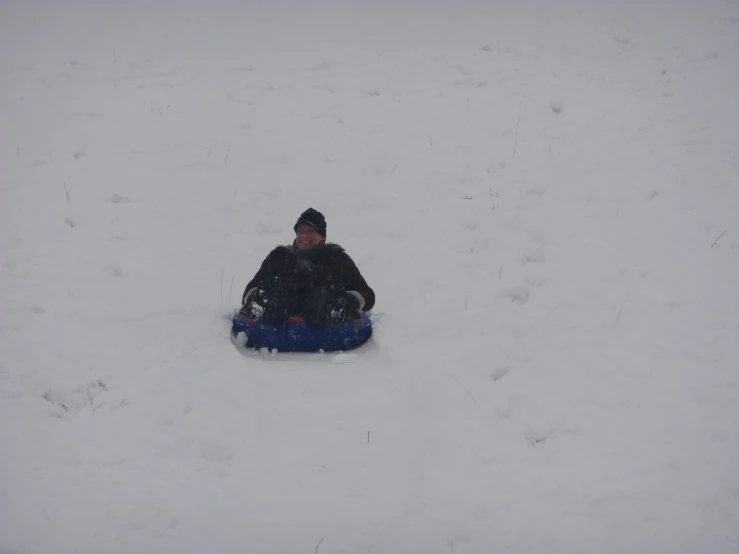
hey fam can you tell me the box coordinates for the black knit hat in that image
[294,208,327,237]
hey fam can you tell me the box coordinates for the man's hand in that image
[242,288,256,306]
[345,290,366,311]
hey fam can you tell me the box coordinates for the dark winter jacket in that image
[242,242,375,311]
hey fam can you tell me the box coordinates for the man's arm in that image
[242,263,266,304]
[343,254,375,311]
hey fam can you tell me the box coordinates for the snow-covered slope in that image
[1,3,738,553]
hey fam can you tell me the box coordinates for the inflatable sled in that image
[231,312,372,352]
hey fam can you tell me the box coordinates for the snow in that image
[1,1,738,553]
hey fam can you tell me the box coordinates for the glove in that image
[344,290,366,311]
[242,288,257,306]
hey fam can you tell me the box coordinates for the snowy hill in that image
[1,3,738,553]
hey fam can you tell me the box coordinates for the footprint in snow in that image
[490,367,509,383]
[504,286,530,305]
[523,275,547,288]
[521,250,546,265]
[202,444,233,463]
[103,265,125,278]
[526,186,547,197]
[41,379,109,417]
[526,431,550,447]
[107,194,131,204]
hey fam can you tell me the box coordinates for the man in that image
[240,208,375,328]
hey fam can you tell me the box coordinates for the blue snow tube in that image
[231,312,372,352]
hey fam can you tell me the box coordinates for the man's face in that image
[295,224,324,250]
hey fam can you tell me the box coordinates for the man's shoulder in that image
[268,244,296,254]
[324,242,346,254]
[267,242,347,259]
[324,243,355,263]
[261,245,295,263]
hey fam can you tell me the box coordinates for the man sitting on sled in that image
[240,208,375,328]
